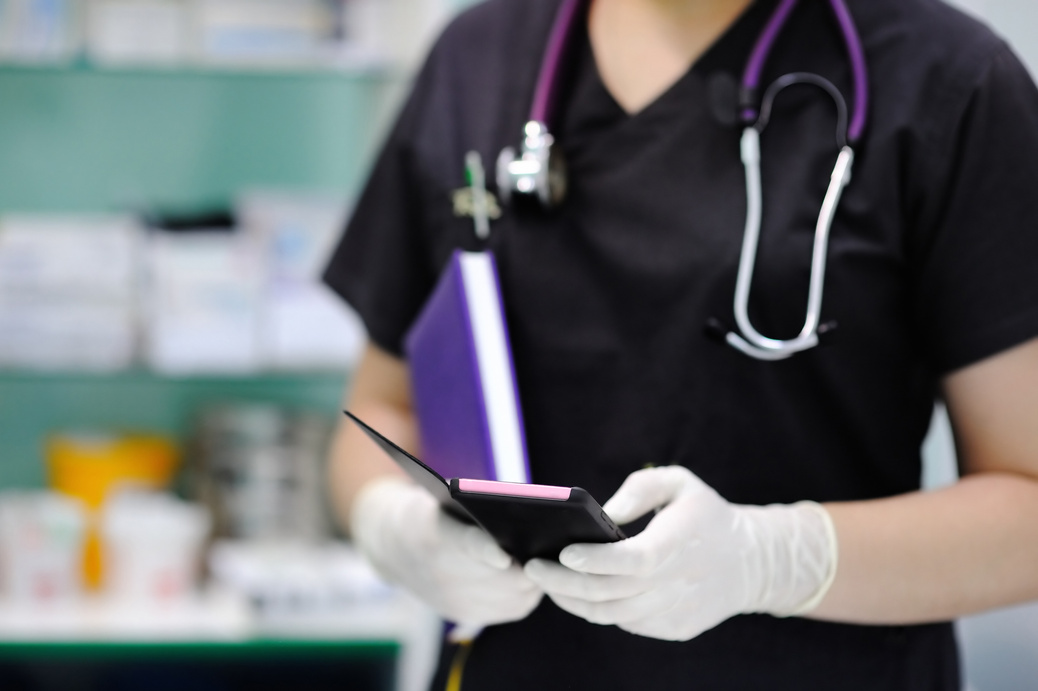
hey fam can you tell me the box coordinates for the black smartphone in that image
[450,478,625,562]
[344,411,625,562]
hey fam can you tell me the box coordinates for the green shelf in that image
[0,636,399,691]
[0,59,403,81]
[0,369,351,490]
[0,59,405,214]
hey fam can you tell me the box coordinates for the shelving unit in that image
[0,27,416,680]
[0,39,409,491]
[0,6,460,690]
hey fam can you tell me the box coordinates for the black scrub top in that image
[324,0,1038,688]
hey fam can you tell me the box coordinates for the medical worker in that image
[323,0,1038,688]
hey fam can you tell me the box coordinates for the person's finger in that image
[452,578,542,610]
[449,586,544,626]
[436,555,534,586]
[547,587,680,627]
[557,539,663,577]
[601,466,698,524]
[618,591,713,642]
[524,559,653,602]
[438,511,512,569]
[558,501,696,576]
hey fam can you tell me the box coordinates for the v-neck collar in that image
[577,0,782,125]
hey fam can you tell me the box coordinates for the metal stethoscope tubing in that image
[721,0,870,361]
[728,130,855,361]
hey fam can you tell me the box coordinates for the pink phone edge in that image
[457,478,572,501]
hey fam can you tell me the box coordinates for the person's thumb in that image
[601,466,696,525]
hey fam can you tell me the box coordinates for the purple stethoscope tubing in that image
[530,0,584,125]
[531,0,869,142]
[741,0,868,142]
[516,0,870,361]
[732,0,867,359]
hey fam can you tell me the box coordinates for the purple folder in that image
[404,250,530,484]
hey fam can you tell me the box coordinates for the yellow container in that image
[46,433,179,588]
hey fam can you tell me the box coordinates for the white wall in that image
[949,0,1038,76]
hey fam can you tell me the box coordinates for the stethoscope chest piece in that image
[497,121,568,208]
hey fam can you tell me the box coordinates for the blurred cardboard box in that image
[238,191,364,371]
[145,228,263,375]
[0,199,364,375]
[195,0,337,67]
[0,0,82,64]
[0,214,139,371]
[86,0,192,66]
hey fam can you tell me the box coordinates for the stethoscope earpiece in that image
[496,121,568,208]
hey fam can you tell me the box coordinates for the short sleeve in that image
[912,46,1038,375]
[321,55,441,357]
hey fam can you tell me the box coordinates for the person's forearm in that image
[328,344,420,534]
[811,472,1038,624]
[328,397,414,532]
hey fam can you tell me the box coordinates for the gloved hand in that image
[351,476,544,627]
[523,466,837,641]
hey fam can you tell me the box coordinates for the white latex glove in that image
[523,466,837,641]
[351,476,543,628]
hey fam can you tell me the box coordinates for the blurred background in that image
[0,1,1032,690]
[0,1,470,689]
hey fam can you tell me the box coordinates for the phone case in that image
[450,478,625,562]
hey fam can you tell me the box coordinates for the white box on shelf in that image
[237,191,365,370]
[354,0,452,70]
[0,214,140,300]
[0,214,140,371]
[207,540,395,623]
[194,0,337,67]
[101,491,211,605]
[330,0,392,69]
[86,0,192,66]
[145,230,263,375]
[0,299,135,371]
[0,492,87,606]
[0,0,82,64]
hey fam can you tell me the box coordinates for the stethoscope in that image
[495,0,869,360]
